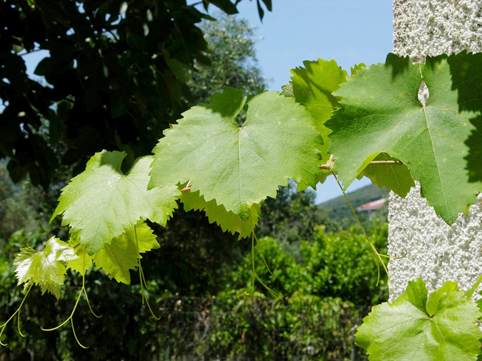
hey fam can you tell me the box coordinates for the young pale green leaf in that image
[399,278,428,314]
[350,63,366,75]
[149,88,322,217]
[14,237,77,299]
[51,151,180,255]
[465,273,482,299]
[356,153,414,198]
[93,221,158,284]
[477,297,482,318]
[181,190,260,239]
[356,278,482,361]
[327,53,482,224]
[67,237,94,276]
[280,83,293,97]
[286,59,352,185]
[289,58,347,136]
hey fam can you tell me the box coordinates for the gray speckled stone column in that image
[388,0,482,302]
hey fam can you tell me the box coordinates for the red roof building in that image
[357,198,388,212]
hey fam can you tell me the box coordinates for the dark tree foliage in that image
[0,0,271,190]
[188,14,267,104]
[0,11,275,359]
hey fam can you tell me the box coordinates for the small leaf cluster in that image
[356,277,482,360]
[14,237,76,299]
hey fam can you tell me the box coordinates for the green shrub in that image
[222,222,389,306]
[301,222,389,305]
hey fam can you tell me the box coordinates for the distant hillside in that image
[317,184,389,220]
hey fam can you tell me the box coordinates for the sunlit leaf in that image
[356,278,482,361]
[51,151,180,254]
[149,88,322,220]
[327,53,482,224]
[93,222,158,284]
[14,237,77,299]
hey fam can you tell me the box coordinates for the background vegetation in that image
[0,2,389,360]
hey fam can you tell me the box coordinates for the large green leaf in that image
[67,247,94,276]
[327,53,482,224]
[149,88,322,219]
[356,278,482,361]
[67,235,94,276]
[14,237,77,299]
[286,59,348,184]
[51,151,180,255]
[357,153,415,198]
[181,190,260,239]
[289,58,347,138]
[93,221,158,284]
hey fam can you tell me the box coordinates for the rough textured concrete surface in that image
[393,0,482,62]
[388,184,482,301]
[389,0,482,302]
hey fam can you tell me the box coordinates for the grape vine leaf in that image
[51,151,180,255]
[149,88,322,218]
[67,236,94,276]
[356,153,415,198]
[285,60,365,146]
[14,237,77,299]
[327,53,482,224]
[93,221,158,284]
[289,58,347,136]
[280,83,293,97]
[356,278,482,361]
[465,273,482,299]
[181,189,260,239]
[350,63,366,75]
[284,59,347,184]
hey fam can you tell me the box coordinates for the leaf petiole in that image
[0,282,33,346]
[332,172,393,292]
[17,308,25,338]
[81,246,102,319]
[245,233,280,299]
[254,233,275,277]
[319,160,404,170]
[41,281,83,331]
[378,252,407,260]
[134,225,160,320]
[41,245,101,348]
[465,273,482,299]
[71,317,88,349]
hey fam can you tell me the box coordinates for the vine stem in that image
[41,290,82,331]
[41,245,101,349]
[0,282,33,346]
[81,247,102,319]
[319,160,403,170]
[17,308,25,338]
[254,233,274,277]
[332,172,394,293]
[244,233,280,299]
[249,233,256,296]
[134,225,160,320]
[180,180,191,193]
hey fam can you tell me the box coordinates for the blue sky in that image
[19,0,393,203]
[229,0,394,203]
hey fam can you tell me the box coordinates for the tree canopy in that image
[0,0,271,190]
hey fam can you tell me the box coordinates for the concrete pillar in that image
[388,0,482,302]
